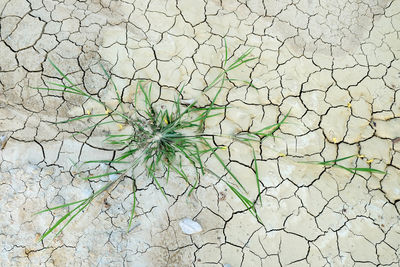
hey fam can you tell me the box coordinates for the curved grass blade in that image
[252,148,262,206]
[226,78,256,89]
[48,59,80,91]
[299,155,356,166]
[127,179,137,232]
[347,167,386,174]
[38,200,87,241]
[223,38,228,68]
[32,87,85,96]
[83,159,130,164]
[300,155,386,175]
[100,64,125,114]
[46,82,85,94]
[222,179,260,221]
[253,110,290,136]
[81,170,126,181]
[34,199,87,215]
[38,179,119,241]
[202,139,247,193]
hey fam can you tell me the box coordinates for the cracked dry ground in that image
[1,0,400,266]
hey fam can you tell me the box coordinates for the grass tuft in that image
[33,41,289,241]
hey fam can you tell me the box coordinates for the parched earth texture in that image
[1,0,400,266]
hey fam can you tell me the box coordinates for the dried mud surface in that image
[1,0,400,266]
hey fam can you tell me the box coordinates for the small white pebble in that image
[179,218,202,235]
[181,99,195,105]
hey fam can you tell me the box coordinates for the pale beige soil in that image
[1,0,400,266]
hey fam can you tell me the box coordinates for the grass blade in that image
[34,199,87,215]
[100,64,125,114]
[127,179,137,232]
[223,38,228,68]
[48,59,80,91]
[347,167,386,174]
[202,139,247,193]
[81,170,126,181]
[32,87,85,95]
[38,201,87,241]
[300,155,386,175]
[252,149,262,206]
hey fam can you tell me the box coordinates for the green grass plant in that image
[33,42,287,241]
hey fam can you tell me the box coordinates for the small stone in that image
[179,218,202,235]
[181,99,195,105]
